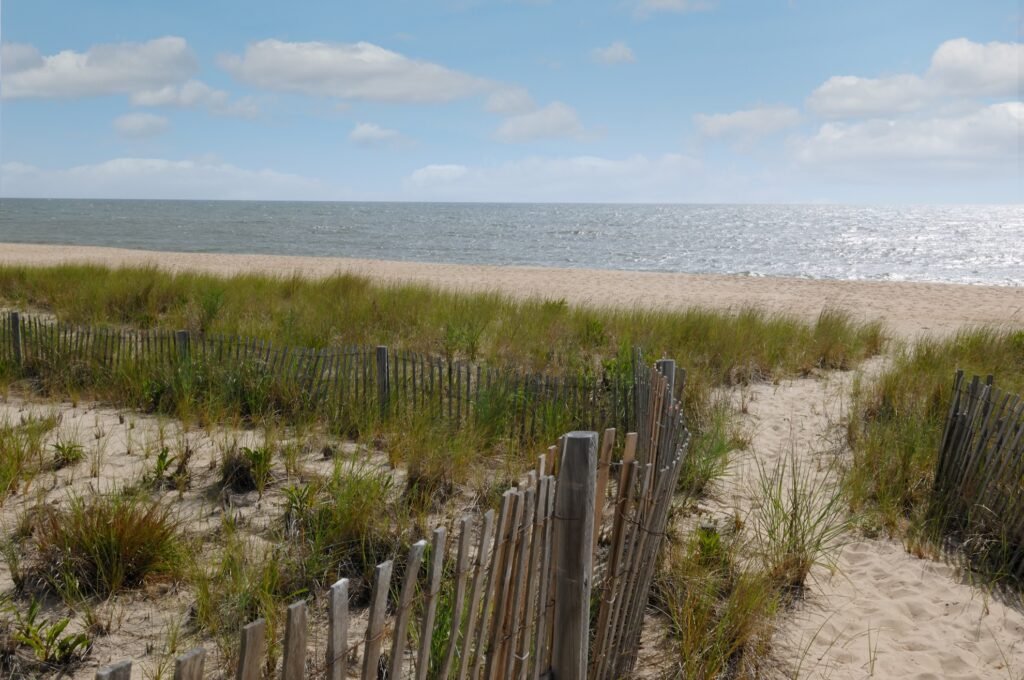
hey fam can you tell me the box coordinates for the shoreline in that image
[1,242,1021,338]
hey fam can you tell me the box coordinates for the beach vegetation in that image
[24,491,183,600]
[846,327,1024,534]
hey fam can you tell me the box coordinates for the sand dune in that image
[3,241,1023,678]
[1,243,1021,339]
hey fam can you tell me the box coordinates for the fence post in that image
[655,358,676,399]
[10,312,21,365]
[551,431,598,680]
[95,660,132,680]
[376,345,390,420]
[175,330,191,362]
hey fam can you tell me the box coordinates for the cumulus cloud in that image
[793,102,1021,172]
[591,41,636,65]
[484,87,535,115]
[807,38,1022,118]
[807,74,932,119]
[349,122,403,146]
[927,38,1022,97]
[405,153,700,202]
[1,37,197,99]
[113,113,170,138]
[130,79,259,118]
[0,157,334,200]
[694,106,800,139]
[495,102,584,142]
[220,39,491,103]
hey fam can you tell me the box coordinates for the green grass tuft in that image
[28,491,183,599]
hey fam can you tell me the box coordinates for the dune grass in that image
[0,264,889,674]
[0,265,884,475]
[656,524,778,679]
[0,263,883,378]
[24,490,183,600]
[0,414,59,503]
[846,327,1024,538]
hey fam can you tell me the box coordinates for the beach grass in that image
[0,263,890,675]
[846,327,1024,539]
[0,265,884,456]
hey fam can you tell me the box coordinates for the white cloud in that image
[220,39,491,103]
[635,0,716,16]
[1,37,196,99]
[130,79,259,118]
[405,153,700,202]
[793,102,1021,172]
[927,38,1023,97]
[807,38,1022,119]
[0,157,334,200]
[495,102,584,142]
[694,106,800,138]
[591,41,636,65]
[1,43,43,73]
[409,164,469,184]
[349,122,403,146]
[485,87,535,115]
[113,113,170,138]
[807,74,932,118]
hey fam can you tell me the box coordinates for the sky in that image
[0,0,1020,203]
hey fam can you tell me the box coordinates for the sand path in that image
[2,243,1022,339]
[712,365,1024,679]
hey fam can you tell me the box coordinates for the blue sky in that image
[1,0,1020,202]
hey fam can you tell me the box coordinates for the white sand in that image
[1,243,1021,339]
[711,365,1024,679]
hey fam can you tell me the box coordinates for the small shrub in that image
[30,492,182,598]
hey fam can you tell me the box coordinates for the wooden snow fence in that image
[0,311,638,442]
[930,371,1024,582]
[91,359,688,679]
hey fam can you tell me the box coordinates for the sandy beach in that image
[1,243,1021,339]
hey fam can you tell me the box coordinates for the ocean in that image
[1,199,1021,286]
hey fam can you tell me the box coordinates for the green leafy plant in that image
[7,598,91,664]
[51,439,85,469]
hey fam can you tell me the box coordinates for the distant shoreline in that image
[1,242,1021,339]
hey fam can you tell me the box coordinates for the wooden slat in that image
[173,648,206,680]
[593,427,616,556]
[282,600,307,680]
[415,527,448,680]
[362,560,394,680]
[439,517,474,680]
[388,539,427,679]
[95,660,132,680]
[236,619,266,680]
[327,578,349,680]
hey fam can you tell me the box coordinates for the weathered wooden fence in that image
[90,359,689,679]
[0,311,640,441]
[931,370,1024,582]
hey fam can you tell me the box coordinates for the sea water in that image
[1,199,1020,286]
